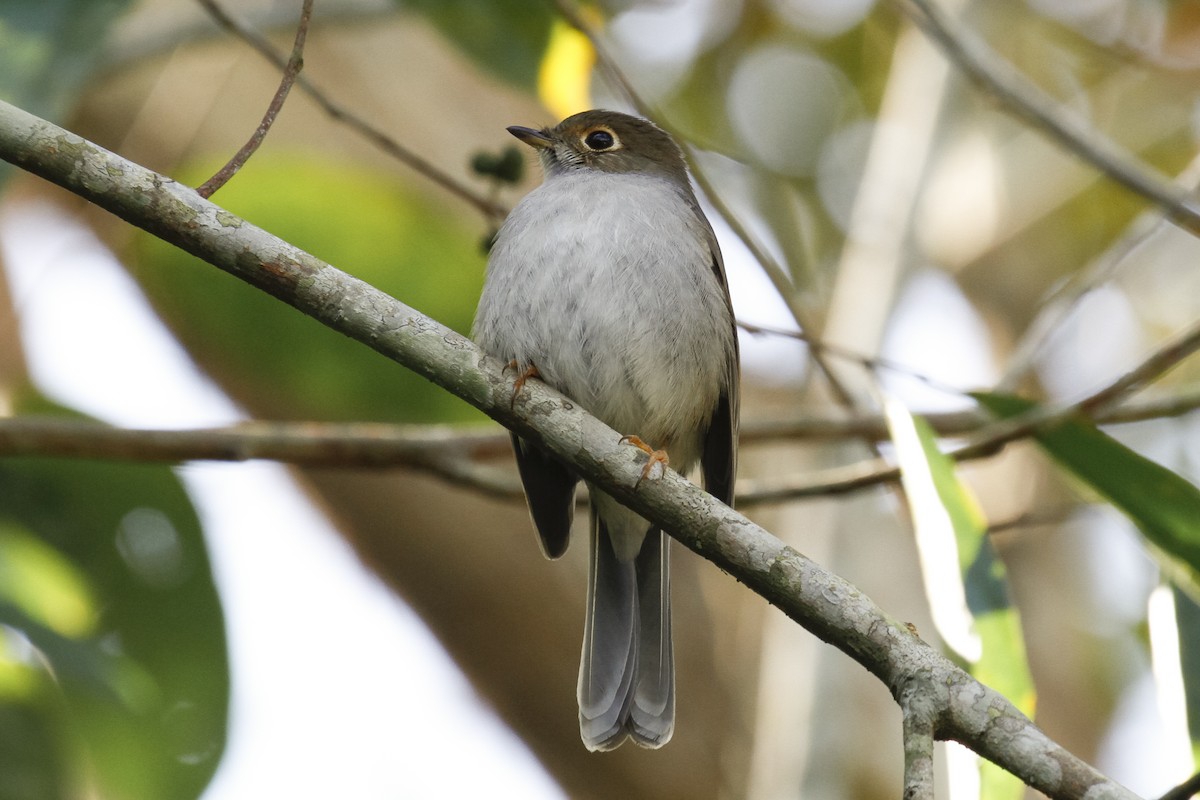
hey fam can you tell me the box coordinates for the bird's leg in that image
[507,360,540,409]
[620,435,670,487]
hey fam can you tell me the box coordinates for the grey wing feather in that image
[511,435,578,559]
[701,390,737,506]
[700,230,740,508]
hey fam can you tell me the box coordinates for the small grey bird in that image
[472,110,739,751]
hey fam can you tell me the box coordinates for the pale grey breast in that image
[475,169,732,472]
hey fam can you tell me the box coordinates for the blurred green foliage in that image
[397,0,554,90]
[133,154,488,425]
[0,395,228,800]
[0,0,131,122]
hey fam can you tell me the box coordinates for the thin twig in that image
[194,0,505,219]
[195,0,313,198]
[746,319,1200,503]
[1159,771,1200,800]
[750,391,1200,443]
[738,320,968,398]
[893,0,1200,237]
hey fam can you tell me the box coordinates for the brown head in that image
[507,109,690,185]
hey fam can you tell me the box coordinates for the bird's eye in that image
[583,129,616,151]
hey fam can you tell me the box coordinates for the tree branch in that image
[892,0,1200,237]
[0,100,1142,799]
[900,685,937,800]
[1160,771,1200,800]
[0,392,1194,507]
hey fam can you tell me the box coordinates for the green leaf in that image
[974,392,1200,583]
[1172,587,1200,757]
[0,395,228,799]
[399,0,554,89]
[131,153,488,425]
[886,399,1032,800]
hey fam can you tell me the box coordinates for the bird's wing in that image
[512,434,579,559]
[700,230,740,507]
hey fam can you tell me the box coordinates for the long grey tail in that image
[578,513,674,751]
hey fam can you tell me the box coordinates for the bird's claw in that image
[508,361,540,409]
[620,435,669,488]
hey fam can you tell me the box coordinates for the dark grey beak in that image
[507,125,555,150]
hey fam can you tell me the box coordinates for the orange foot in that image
[620,435,670,488]
[507,361,540,409]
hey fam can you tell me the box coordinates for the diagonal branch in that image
[1159,771,1200,800]
[892,0,1200,237]
[0,99,1142,800]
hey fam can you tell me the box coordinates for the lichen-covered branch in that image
[900,687,936,800]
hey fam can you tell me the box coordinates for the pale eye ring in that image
[583,129,617,151]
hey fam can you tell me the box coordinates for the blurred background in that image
[0,0,1198,798]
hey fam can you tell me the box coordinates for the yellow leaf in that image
[538,18,595,119]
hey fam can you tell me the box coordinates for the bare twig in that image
[749,391,1200,444]
[1159,771,1200,800]
[195,0,313,198]
[738,320,968,398]
[893,0,1200,237]
[194,0,505,219]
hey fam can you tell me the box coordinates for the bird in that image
[472,109,739,751]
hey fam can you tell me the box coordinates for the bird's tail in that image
[578,511,674,751]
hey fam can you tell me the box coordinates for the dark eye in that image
[584,129,615,151]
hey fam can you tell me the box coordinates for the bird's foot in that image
[620,435,669,487]
[507,361,540,409]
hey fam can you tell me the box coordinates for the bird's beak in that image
[507,125,555,150]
